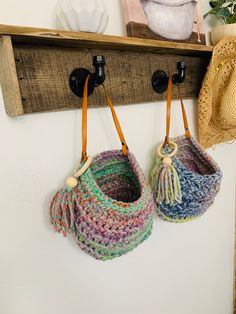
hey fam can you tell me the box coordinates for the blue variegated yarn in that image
[151,135,222,222]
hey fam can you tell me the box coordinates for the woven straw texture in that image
[198,37,236,148]
[151,135,222,222]
[50,150,156,260]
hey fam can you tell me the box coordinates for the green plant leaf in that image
[228,11,236,22]
[206,0,236,23]
[204,8,221,19]
[218,0,227,4]
[209,1,218,8]
[216,7,231,18]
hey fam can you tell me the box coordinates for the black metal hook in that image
[69,55,106,97]
[152,61,186,94]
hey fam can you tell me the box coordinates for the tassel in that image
[49,187,75,237]
[156,146,182,205]
[49,156,92,237]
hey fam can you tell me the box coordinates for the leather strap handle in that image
[81,76,128,161]
[164,76,191,146]
[81,76,89,162]
[102,84,128,156]
[164,76,173,146]
[177,85,191,140]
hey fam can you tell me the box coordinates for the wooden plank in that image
[0,24,213,56]
[13,44,210,115]
[0,36,23,116]
[0,25,212,116]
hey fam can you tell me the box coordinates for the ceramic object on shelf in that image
[55,0,109,33]
[211,23,236,45]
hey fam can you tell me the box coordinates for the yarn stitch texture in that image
[50,150,156,260]
[151,135,222,222]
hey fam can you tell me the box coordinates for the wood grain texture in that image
[0,25,212,116]
[13,44,210,115]
[0,36,23,116]
[0,24,213,56]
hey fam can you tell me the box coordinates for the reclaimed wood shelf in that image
[0,24,213,116]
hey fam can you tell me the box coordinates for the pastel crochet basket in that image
[151,77,222,222]
[49,77,156,260]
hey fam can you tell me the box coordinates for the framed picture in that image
[121,0,206,45]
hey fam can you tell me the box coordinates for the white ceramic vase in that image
[55,0,109,33]
[211,23,236,45]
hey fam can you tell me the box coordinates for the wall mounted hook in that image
[69,55,106,97]
[152,61,186,94]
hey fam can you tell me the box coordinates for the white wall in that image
[0,1,235,314]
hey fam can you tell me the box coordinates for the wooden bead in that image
[163,157,172,166]
[66,176,78,188]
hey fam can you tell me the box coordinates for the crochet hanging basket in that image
[150,77,222,222]
[151,135,222,222]
[49,77,156,260]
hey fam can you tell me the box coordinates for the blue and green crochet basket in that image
[151,77,222,222]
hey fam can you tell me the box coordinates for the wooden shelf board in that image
[0,24,213,56]
[0,25,213,116]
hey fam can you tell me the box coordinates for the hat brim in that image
[198,37,236,148]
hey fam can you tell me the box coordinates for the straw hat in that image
[198,37,236,148]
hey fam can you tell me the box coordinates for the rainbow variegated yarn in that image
[50,150,156,260]
[151,136,222,222]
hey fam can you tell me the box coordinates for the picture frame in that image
[121,0,206,45]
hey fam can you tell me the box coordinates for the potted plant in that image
[204,0,236,45]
